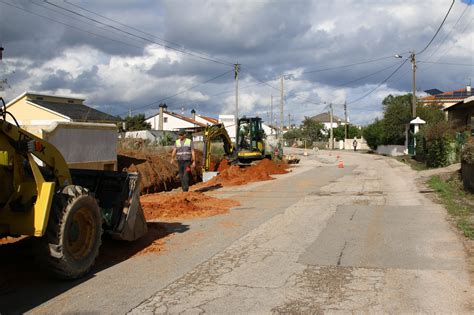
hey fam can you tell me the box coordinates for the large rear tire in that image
[40,185,103,279]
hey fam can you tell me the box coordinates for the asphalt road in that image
[1,149,472,314]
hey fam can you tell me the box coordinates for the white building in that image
[218,114,237,142]
[146,104,206,131]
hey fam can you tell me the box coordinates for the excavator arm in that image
[202,123,234,172]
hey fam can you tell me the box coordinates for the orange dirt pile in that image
[140,191,240,221]
[196,159,290,189]
[0,236,25,245]
[217,159,231,172]
[118,149,223,194]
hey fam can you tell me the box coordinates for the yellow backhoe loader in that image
[202,117,272,177]
[0,97,147,279]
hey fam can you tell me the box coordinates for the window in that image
[164,117,168,123]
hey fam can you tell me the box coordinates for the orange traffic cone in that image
[338,160,344,168]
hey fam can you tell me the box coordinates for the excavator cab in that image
[236,117,269,163]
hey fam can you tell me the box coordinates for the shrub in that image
[419,121,459,168]
[362,119,385,150]
[461,137,474,164]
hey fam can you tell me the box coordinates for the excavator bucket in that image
[70,170,147,241]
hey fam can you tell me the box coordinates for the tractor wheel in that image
[40,185,103,279]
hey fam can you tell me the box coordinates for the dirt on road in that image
[141,192,240,221]
[194,158,290,190]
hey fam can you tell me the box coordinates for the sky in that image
[0,0,472,125]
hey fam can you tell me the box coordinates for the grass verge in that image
[394,155,430,171]
[428,174,474,239]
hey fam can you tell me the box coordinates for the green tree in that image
[283,128,303,145]
[362,119,385,150]
[125,114,151,131]
[301,117,326,142]
[333,124,362,141]
[382,94,411,145]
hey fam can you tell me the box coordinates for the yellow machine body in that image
[0,119,71,237]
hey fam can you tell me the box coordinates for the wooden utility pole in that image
[234,63,240,138]
[329,103,334,150]
[280,75,284,144]
[270,95,273,132]
[288,113,291,130]
[344,100,348,149]
[410,52,417,118]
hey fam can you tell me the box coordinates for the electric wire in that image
[63,0,234,67]
[0,0,145,50]
[300,56,404,75]
[120,69,233,116]
[424,3,471,61]
[417,0,455,55]
[43,0,233,67]
[347,59,409,105]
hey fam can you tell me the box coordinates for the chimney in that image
[191,109,196,121]
[467,83,471,94]
[159,103,167,131]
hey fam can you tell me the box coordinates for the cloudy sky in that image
[0,0,472,125]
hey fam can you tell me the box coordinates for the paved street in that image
[2,149,473,314]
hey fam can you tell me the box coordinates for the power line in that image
[300,56,402,75]
[424,3,471,61]
[43,0,234,67]
[347,59,409,105]
[62,0,234,67]
[120,69,232,116]
[418,61,474,66]
[0,0,145,50]
[418,0,456,55]
[240,66,280,91]
[335,61,402,88]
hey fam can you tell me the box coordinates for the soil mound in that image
[140,191,240,221]
[118,149,223,194]
[196,159,290,189]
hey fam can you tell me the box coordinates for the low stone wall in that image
[376,145,407,156]
[461,162,474,193]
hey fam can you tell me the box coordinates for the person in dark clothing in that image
[171,129,196,192]
[353,139,358,151]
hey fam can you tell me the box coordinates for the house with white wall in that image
[310,112,346,134]
[146,104,207,131]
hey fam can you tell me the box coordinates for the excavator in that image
[202,116,271,173]
[0,97,147,279]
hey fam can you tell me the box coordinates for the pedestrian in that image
[353,139,358,151]
[171,129,196,192]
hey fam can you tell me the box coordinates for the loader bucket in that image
[70,170,147,241]
[109,172,148,241]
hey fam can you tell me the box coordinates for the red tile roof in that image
[421,87,471,101]
[168,111,207,127]
[197,114,218,124]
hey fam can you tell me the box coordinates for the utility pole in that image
[410,52,417,118]
[270,95,273,133]
[234,63,240,140]
[344,100,348,149]
[280,75,284,145]
[288,113,291,130]
[329,103,334,150]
